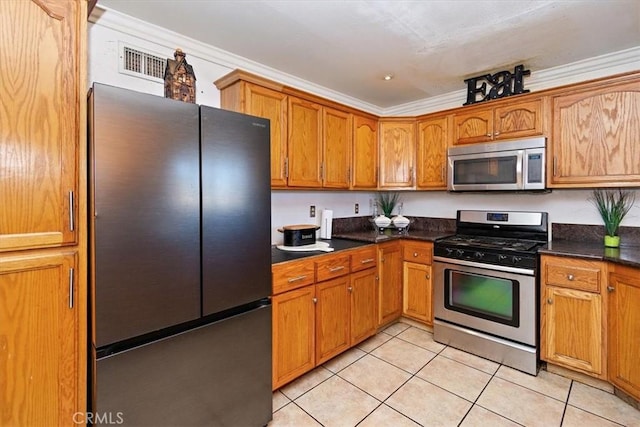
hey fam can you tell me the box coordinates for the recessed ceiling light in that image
[383,74,394,81]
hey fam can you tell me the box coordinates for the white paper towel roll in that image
[320,209,333,239]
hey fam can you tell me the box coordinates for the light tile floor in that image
[270,321,640,427]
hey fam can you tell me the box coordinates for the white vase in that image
[374,215,391,228]
[391,215,410,228]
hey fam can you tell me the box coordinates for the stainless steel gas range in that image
[433,210,548,375]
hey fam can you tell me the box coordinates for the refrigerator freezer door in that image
[200,107,272,315]
[90,84,201,347]
[95,304,272,426]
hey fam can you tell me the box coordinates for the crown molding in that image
[385,46,640,116]
[90,7,639,117]
[89,6,383,114]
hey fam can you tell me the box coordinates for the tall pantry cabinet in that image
[0,1,87,425]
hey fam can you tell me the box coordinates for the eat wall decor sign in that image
[463,64,530,105]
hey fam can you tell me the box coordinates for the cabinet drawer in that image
[541,256,604,293]
[403,241,433,264]
[316,254,350,282]
[272,259,315,295]
[350,246,377,272]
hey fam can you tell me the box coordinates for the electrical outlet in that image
[355,203,359,214]
[310,205,316,218]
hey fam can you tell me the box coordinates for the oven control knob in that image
[455,249,465,257]
[474,251,485,260]
[445,248,454,255]
[512,256,522,264]
[498,254,508,262]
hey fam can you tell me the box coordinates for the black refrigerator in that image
[88,83,272,426]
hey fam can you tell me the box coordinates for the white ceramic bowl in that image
[374,215,392,228]
[392,215,410,228]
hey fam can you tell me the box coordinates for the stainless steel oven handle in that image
[433,256,535,276]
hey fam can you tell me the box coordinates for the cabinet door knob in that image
[426,274,430,279]
[547,298,553,304]
[567,274,575,281]
[381,257,385,262]
[312,297,318,304]
[348,286,353,293]
[486,133,492,137]
[413,252,418,257]
[494,131,500,136]
[607,286,615,292]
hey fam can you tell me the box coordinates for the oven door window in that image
[453,155,518,185]
[445,269,519,327]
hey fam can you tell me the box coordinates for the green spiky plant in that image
[376,192,400,217]
[589,189,636,237]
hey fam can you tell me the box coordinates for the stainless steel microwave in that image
[447,137,546,192]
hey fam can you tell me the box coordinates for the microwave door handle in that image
[516,150,524,189]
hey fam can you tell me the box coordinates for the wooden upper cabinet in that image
[416,115,450,189]
[0,251,79,426]
[549,78,640,187]
[379,119,416,189]
[494,99,543,139]
[287,96,323,187]
[215,75,289,188]
[453,108,493,144]
[322,107,351,188]
[0,0,84,252]
[351,114,378,189]
[453,98,544,145]
[244,84,288,187]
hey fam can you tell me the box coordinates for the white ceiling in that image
[98,0,640,108]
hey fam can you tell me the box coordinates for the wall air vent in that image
[120,44,166,81]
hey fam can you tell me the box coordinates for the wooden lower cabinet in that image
[315,277,350,364]
[403,262,433,324]
[272,285,315,390]
[350,268,378,345]
[540,255,606,378]
[377,241,402,326]
[608,265,640,400]
[542,286,604,376]
[0,250,80,426]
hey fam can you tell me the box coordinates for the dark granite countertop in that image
[540,241,640,268]
[272,238,374,264]
[331,229,453,243]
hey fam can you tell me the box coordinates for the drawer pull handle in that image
[288,275,307,283]
[567,274,574,281]
[360,258,375,264]
[329,266,346,272]
[607,286,615,292]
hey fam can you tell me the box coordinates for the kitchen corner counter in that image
[331,229,453,244]
[272,238,373,264]
[539,240,640,268]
